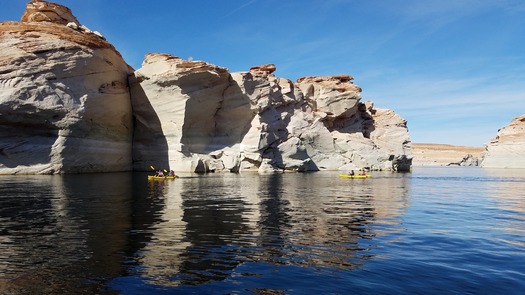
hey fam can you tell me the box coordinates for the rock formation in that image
[130,54,412,173]
[412,143,484,166]
[1,1,412,174]
[480,115,525,168]
[21,0,79,25]
[0,0,133,174]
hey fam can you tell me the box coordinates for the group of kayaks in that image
[338,173,372,179]
[150,174,371,180]
[148,166,177,180]
[150,174,370,180]
[148,175,177,180]
[148,166,370,180]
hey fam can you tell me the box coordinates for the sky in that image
[2,0,525,146]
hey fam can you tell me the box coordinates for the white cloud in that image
[223,0,258,18]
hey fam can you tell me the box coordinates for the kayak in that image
[148,175,177,180]
[339,174,372,179]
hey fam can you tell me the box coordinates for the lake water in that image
[1,167,524,294]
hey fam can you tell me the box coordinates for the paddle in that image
[149,166,175,178]
[150,165,162,177]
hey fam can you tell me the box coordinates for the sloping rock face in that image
[481,115,525,168]
[131,54,412,173]
[0,1,133,174]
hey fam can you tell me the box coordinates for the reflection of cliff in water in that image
[132,175,261,286]
[483,169,525,244]
[133,172,410,287]
[0,173,133,294]
[255,173,410,269]
[129,177,189,287]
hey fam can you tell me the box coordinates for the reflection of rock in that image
[133,176,262,286]
[0,1,133,174]
[483,169,525,243]
[481,115,525,168]
[131,54,412,173]
[112,173,410,286]
[135,180,190,287]
[0,174,132,293]
[263,173,409,268]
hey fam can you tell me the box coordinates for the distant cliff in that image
[0,0,412,174]
[481,115,525,168]
[411,144,483,166]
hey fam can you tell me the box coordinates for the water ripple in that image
[1,169,524,294]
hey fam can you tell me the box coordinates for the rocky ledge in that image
[480,115,525,168]
[0,0,412,174]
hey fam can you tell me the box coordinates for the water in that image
[0,167,524,294]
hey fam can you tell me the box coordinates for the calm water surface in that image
[0,167,524,294]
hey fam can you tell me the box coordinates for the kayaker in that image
[361,169,366,176]
[168,170,175,176]
[156,170,164,177]
[349,170,355,176]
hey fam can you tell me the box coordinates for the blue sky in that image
[2,0,525,146]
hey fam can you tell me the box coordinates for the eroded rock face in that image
[0,1,133,174]
[21,0,80,25]
[130,53,235,172]
[131,54,412,173]
[1,1,412,174]
[481,115,525,168]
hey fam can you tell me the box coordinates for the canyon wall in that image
[481,115,525,168]
[130,55,412,173]
[0,0,412,174]
[0,0,133,174]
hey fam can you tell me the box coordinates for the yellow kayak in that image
[339,174,372,179]
[148,175,177,180]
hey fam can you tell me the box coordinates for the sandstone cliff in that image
[130,54,412,173]
[1,1,412,174]
[0,0,133,174]
[480,115,525,168]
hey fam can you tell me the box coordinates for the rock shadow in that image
[328,102,376,138]
[129,75,170,172]
[0,103,63,173]
[181,75,255,154]
[0,127,57,169]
